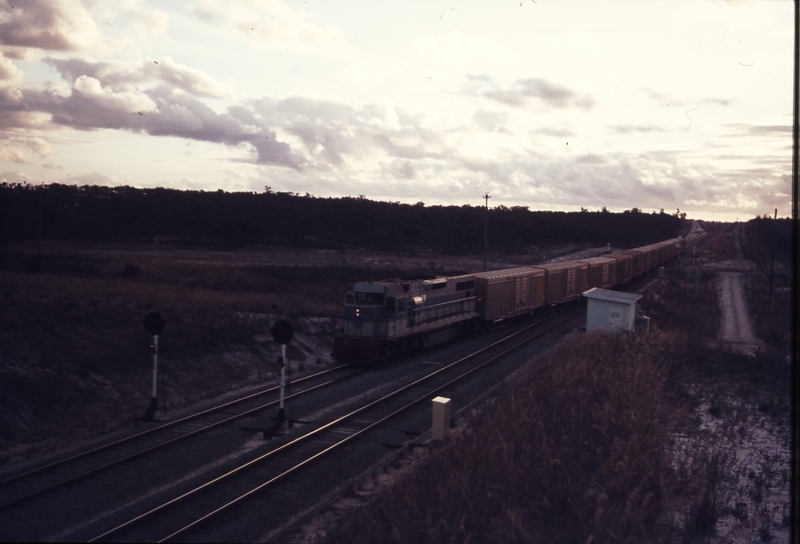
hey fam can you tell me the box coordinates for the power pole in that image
[483,192,491,272]
[769,208,777,310]
[38,183,43,257]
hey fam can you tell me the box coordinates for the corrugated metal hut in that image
[583,288,641,333]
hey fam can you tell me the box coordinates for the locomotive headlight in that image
[355,308,360,317]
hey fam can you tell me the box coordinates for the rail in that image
[88,306,582,543]
[0,364,351,511]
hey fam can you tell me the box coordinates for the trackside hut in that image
[583,288,641,333]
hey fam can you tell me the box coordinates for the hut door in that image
[608,306,625,331]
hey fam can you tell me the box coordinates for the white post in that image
[432,396,452,441]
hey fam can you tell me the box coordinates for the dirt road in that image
[712,223,761,354]
[717,271,759,349]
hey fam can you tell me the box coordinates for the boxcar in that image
[474,267,546,321]
[535,262,589,304]
[637,244,659,272]
[615,249,645,278]
[609,252,634,284]
[658,238,682,261]
[578,256,618,289]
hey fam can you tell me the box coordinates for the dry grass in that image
[333,330,693,543]
[639,268,721,342]
[745,271,791,358]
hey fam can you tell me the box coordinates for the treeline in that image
[742,216,792,263]
[0,183,684,256]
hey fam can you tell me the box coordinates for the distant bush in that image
[0,183,684,254]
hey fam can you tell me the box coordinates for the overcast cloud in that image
[0,0,792,221]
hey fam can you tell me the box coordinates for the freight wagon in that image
[534,262,589,305]
[578,256,617,289]
[474,267,546,322]
[608,252,634,284]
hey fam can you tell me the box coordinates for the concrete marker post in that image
[432,396,452,442]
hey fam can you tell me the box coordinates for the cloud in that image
[473,109,509,132]
[74,75,158,113]
[468,75,596,110]
[71,170,116,185]
[0,55,21,81]
[1,68,302,168]
[250,96,449,167]
[609,124,665,134]
[0,0,100,53]
[575,154,608,165]
[0,169,30,183]
[0,136,51,163]
[45,56,232,99]
[116,0,169,36]
[386,160,415,180]
[190,0,346,51]
[724,124,792,138]
[534,126,575,138]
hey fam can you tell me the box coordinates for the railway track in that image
[0,364,353,512]
[83,305,583,542]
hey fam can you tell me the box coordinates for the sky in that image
[0,0,793,222]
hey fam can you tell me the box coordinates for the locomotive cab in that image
[333,275,479,363]
[341,282,407,338]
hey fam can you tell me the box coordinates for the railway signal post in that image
[268,320,295,437]
[139,311,165,423]
[483,192,491,272]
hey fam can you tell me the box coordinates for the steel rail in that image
[0,364,349,510]
[163,307,581,543]
[89,306,579,542]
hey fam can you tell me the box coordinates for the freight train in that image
[332,235,698,363]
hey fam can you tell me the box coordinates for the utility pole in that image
[483,192,491,272]
[38,183,43,257]
[769,208,777,310]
